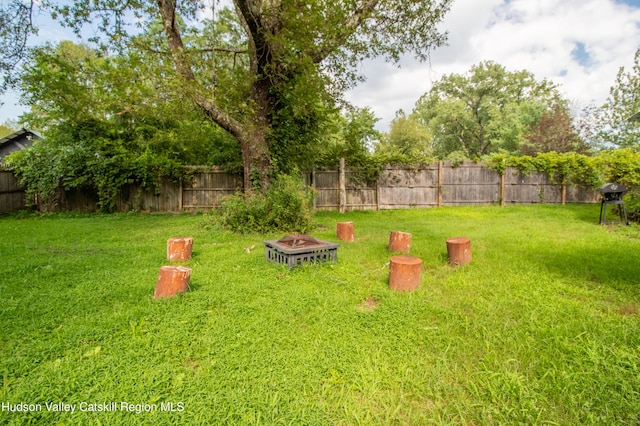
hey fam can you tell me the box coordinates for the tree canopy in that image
[375,111,432,160]
[5,0,453,191]
[413,61,566,159]
[579,48,640,150]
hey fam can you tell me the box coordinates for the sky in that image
[345,0,640,130]
[2,0,640,132]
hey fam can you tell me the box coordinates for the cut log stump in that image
[167,237,193,262]
[388,231,412,253]
[337,222,354,242]
[389,256,422,292]
[154,265,192,299]
[446,237,472,266]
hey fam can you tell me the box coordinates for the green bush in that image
[215,174,316,234]
[4,120,185,212]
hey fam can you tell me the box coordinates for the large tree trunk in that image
[238,76,272,193]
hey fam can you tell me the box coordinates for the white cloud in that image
[346,0,640,131]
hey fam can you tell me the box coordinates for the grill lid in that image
[598,183,627,194]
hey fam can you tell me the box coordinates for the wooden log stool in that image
[446,237,472,266]
[167,237,193,262]
[388,231,412,253]
[336,222,355,242]
[389,256,422,292]
[154,266,192,299]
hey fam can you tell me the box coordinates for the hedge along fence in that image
[0,162,600,214]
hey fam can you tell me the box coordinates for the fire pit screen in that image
[263,235,339,268]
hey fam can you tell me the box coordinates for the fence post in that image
[438,161,443,207]
[339,158,346,213]
[311,169,317,210]
[376,170,380,210]
[500,172,506,206]
[561,183,567,205]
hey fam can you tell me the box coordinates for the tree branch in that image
[156,0,246,141]
[310,0,380,64]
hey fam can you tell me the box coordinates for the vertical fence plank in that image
[339,158,346,213]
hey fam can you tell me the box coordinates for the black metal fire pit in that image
[263,235,339,269]
[598,183,630,225]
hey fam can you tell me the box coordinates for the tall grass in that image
[1,205,639,425]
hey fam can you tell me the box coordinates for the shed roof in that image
[0,128,41,148]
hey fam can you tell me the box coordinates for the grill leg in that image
[621,203,630,226]
[599,201,606,224]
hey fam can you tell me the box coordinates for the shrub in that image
[215,174,315,234]
[4,122,185,212]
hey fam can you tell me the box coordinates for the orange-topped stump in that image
[389,256,422,292]
[388,231,412,253]
[167,237,193,262]
[446,237,472,266]
[154,265,192,299]
[337,222,354,242]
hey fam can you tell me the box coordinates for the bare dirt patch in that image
[357,295,379,312]
[619,303,638,316]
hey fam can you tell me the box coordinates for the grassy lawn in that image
[1,205,640,425]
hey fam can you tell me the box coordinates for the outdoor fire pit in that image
[263,235,339,269]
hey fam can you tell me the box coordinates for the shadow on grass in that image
[534,235,640,296]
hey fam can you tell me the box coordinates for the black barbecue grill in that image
[598,183,630,225]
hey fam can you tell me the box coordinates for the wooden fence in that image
[0,162,599,214]
[306,162,598,211]
[0,170,26,214]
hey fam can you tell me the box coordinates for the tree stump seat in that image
[154,265,192,299]
[446,237,472,266]
[388,231,412,253]
[389,255,422,292]
[336,222,354,242]
[167,237,193,262]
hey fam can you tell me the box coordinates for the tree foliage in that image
[8,39,249,211]
[375,110,433,159]
[0,0,37,92]
[8,0,453,192]
[413,61,565,159]
[0,123,15,138]
[4,119,183,212]
[522,101,590,156]
[580,48,640,149]
[19,40,242,165]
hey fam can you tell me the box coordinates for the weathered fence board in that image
[505,169,559,204]
[182,169,242,210]
[566,184,599,203]
[441,162,501,206]
[313,170,340,210]
[118,178,182,212]
[0,162,600,214]
[379,166,439,209]
[0,171,25,213]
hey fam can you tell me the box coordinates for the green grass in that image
[1,205,640,425]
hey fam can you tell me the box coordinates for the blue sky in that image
[2,0,640,132]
